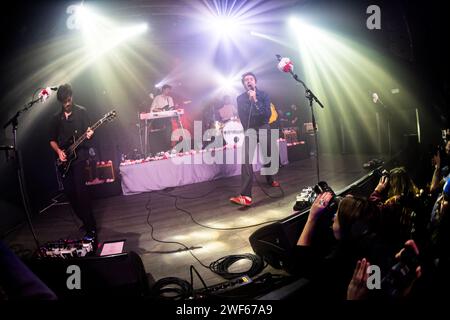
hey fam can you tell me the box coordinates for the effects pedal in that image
[293,186,315,211]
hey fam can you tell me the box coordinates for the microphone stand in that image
[3,96,44,251]
[373,96,392,158]
[280,62,325,183]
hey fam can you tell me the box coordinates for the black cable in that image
[162,183,240,200]
[157,191,282,231]
[150,277,192,301]
[145,191,209,268]
[145,192,270,285]
[208,253,265,280]
[190,265,208,290]
[253,171,285,199]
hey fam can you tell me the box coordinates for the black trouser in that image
[62,160,96,233]
[240,123,276,197]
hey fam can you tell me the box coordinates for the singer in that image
[230,72,280,207]
[49,83,97,241]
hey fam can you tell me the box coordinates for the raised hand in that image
[347,258,370,300]
[374,175,389,193]
[309,192,334,222]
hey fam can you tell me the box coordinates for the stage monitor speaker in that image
[249,211,309,275]
[287,143,309,161]
[27,251,153,298]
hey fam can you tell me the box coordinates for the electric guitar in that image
[56,110,117,178]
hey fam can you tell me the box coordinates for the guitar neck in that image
[67,119,103,153]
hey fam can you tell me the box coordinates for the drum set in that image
[206,117,300,145]
[205,117,244,146]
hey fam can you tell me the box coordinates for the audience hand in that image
[432,152,441,169]
[347,258,370,300]
[375,175,389,193]
[309,192,333,222]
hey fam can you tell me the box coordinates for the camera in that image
[381,244,419,298]
[313,181,340,213]
[293,187,315,211]
[293,181,340,212]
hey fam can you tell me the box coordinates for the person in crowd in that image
[0,241,57,300]
[293,192,419,300]
[430,139,450,193]
[369,167,427,246]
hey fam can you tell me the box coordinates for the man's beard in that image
[64,104,73,112]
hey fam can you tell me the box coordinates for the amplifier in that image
[85,160,115,184]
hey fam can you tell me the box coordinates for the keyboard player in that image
[149,84,174,153]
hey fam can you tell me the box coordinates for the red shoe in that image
[230,195,252,206]
[270,181,280,187]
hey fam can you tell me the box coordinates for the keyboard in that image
[140,109,184,120]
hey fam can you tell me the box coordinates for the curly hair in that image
[241,72,257,87]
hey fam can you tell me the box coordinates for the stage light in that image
[209,15,240,39]
[215,73,241,95]
[83,20,148,59]
[284,15,417,157]
[218,75,237,92]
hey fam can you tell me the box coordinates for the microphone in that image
[372,93,379,104]
[38,87,57,102]
[247,84,255,101]
[276,55,294,73]
[372,92,387,108]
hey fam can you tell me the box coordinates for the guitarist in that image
[49,83,97,241]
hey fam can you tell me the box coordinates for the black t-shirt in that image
[49,104,91,163]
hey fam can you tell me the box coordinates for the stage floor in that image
[5,153,373,290]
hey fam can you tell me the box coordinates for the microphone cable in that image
[145,191,270,282]
[209,253,265,280]
[157,189,283,231]
[253,171,285,199]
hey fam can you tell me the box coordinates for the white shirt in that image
[150,94,174,112]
